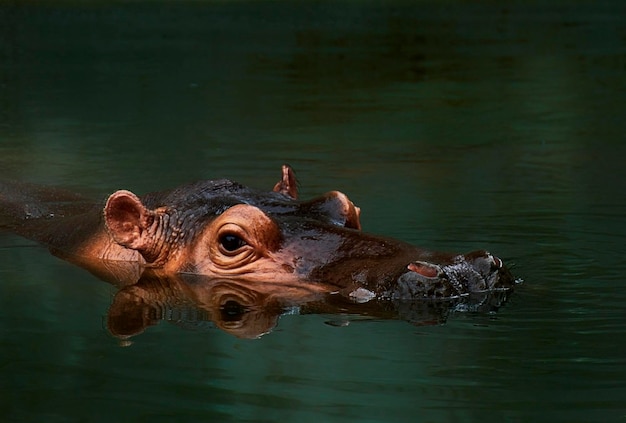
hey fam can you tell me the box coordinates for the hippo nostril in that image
[408,261,440,278]
[491,256,502,269]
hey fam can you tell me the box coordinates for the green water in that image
[1,1,625,422]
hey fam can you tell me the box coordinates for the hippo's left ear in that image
[272,164,298,200]
[104,190,156,251]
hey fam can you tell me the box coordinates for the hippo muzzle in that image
[390,251,513,299]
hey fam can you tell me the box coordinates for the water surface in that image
[1,1,625,422]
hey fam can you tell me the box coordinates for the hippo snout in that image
[388,251,513,300]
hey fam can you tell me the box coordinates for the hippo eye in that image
[219,233,247,252]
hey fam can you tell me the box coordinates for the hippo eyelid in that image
[215,221,253,257]
[218,233,247,253]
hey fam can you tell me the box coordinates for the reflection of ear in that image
[272,164,298,200]
[107,289,158,339]
[104,190,155,250]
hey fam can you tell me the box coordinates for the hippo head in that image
[103,165,514,299]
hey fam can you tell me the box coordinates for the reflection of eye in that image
[220,300,247,321]
[219,233,247,252]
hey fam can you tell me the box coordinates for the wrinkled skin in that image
[0,165,515,302]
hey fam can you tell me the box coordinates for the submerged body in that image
[0,165,515,300]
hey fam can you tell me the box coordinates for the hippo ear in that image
[272,164,298,200]
[104,190,155,250]
[316,191,362,230]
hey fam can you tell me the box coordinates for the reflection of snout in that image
[391,251,515,300]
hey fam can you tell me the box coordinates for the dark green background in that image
[1,1,625,422]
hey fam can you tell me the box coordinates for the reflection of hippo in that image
[107,271,328,340]
[0,165,515,301]
[107,271,513,340]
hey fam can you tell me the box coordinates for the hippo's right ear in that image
[104,190,155,250]
[272,164,298,200]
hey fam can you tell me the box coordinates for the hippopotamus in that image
[0,165,515,302]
